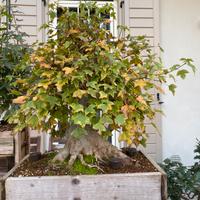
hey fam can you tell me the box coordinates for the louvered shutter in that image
[123,0,162,162]
[11,0,45,44]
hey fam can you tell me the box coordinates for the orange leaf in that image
[40,62,51,69]
[69,29,80,34]
[13,96,27,104]
[136,96,147,105]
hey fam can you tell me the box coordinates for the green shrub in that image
[161,140,200,200]
[0,5,32,120]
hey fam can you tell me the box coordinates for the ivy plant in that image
[9,2,195,166]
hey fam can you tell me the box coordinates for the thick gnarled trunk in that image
[53,127,133,167]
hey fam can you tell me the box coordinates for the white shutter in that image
[11,0,45,44]
[124,0,162,162]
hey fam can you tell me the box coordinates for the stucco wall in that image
[161,0,200,165]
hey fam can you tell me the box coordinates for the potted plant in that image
[5,2,195,200]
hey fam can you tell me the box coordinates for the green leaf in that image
[101,116,113,124]
[71,127,87,139]
[87,88,97,98]
[72,113,90,127]
[114,114,126,126]
[177,69,189,79]
[85,105,96,115]
[99,91,108,99]
[64,41,71,49]
[70,103,84,113]
[93,122,106,132]
[169,84,177,95]
[27,115,38,127]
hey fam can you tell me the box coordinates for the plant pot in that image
[2,153,167,200]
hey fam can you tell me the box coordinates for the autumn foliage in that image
[9,2,195,149]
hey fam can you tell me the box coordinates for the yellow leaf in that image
[85,48,93,52]
[13,96,27,104]
[117,91,124,98]
[122,73,131,83]
[38,82,50,90]
[69,29,80,34]
[16,79,26,84]
[134,80,147,89]
[64,58,74,63]
[97,40,109,51]
[136,96,147,105]
[33,96,38,101]
[155,85,165,94]
[41,71,54,78]
[117,41,124,50]
[62,67,75,75]
[73,90,87,99]
[55,82,64,92]
[104,19,111,24]
[99,91,108,99]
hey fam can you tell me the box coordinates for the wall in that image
[161,0,200,165]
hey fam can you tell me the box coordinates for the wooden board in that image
[6,173,162,200]
[0,131,14,155]
[0,155,29,200]
[15,129,29,164]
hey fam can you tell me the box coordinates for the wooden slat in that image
[130,9,153,18]
[12,5,37,16]
[11,0,37,6]
[130,18,154,28]
[147,134,157,144]
[17,26,37,36]
[0,146,13,155]
[130,0,153,9]
[0,131,13,139]
[15,16,37,26]
[130,27,154,37]
[6,173,162,200]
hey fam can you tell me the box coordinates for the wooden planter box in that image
[3,153,167,200]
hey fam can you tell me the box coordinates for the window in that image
[51,0,118,38]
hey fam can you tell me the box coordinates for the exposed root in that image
[78,154,104,172]
[52,127,133,168]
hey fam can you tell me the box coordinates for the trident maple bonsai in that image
[9,2,195,167]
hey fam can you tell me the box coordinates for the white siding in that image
[126,0,161,162]
[11,0,44,44]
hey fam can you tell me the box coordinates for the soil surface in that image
[12,150,158,177]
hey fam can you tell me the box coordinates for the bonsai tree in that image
[0,5,32,121]
[9,2,195,166]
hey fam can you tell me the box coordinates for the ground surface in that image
[11,150,158,177]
